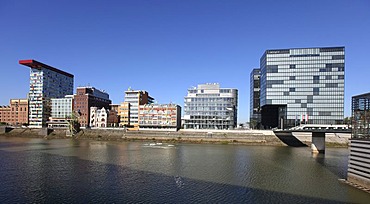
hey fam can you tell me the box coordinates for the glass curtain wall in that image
[260,47,345,128]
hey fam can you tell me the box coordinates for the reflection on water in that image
[0,136,369,203]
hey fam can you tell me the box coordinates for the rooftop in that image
[19,59,74,78]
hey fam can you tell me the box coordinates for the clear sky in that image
[1,0,370,123]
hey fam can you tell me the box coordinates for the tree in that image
[343,117,352,126]
[249,119,257,129]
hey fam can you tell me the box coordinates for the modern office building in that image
[139,103,181,131]
[48,95,74,129]
[19,59,74,128]
[250,68,261,128]
[351,92,370,139]
[183,83,238,130]
[259,47,345,129]
[74,86,111,127]
[120,89,154,130]
[347,92,370,189]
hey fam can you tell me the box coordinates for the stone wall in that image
[0,127,284,145]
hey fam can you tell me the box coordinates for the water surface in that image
[0,136,369,203]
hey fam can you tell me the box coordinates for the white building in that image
[48,95,74,129]
[184,83,238,130]
[90,107,108,128]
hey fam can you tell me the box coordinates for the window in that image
[319,47,344,52]
[313,88,319,95]
[313,76,320,84]
[266,65,278,73]
[307,96,313,103]
[325,83,338,88]
[332,55,345,60]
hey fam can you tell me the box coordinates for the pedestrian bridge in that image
[273,129,351,153]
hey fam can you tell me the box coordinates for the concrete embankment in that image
[0,127,70,139]
[291,132,350,147]
[0,127,285,146]
[0,127,350,147]
[77,129,285,145]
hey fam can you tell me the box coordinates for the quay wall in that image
[0,127,284,145]
[292,132,350,146]
[0,127,350,146]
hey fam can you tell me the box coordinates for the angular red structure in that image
[19,59,74,78]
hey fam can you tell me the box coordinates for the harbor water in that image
[0,136,369,203]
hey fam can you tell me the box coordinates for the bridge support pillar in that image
[311,132,325,153]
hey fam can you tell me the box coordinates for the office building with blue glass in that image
[259,46,345,129]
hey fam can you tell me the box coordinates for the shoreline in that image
[0,127,349,147]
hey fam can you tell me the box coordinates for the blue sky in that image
[1,0,370,122]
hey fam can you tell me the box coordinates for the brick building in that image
[0,99,28,126]
[74,87,111,127]
[0,106,11,125]
[108,104,120,127]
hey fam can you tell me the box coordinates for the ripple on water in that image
[0,138,369,203]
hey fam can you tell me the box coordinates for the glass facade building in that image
[250,68,261,127]
[259,47,345,128]
[48,95,74,129]
[20,60,74,128]
[184,83,238,130]
[352,92,370,139]
[51,95,74,119]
